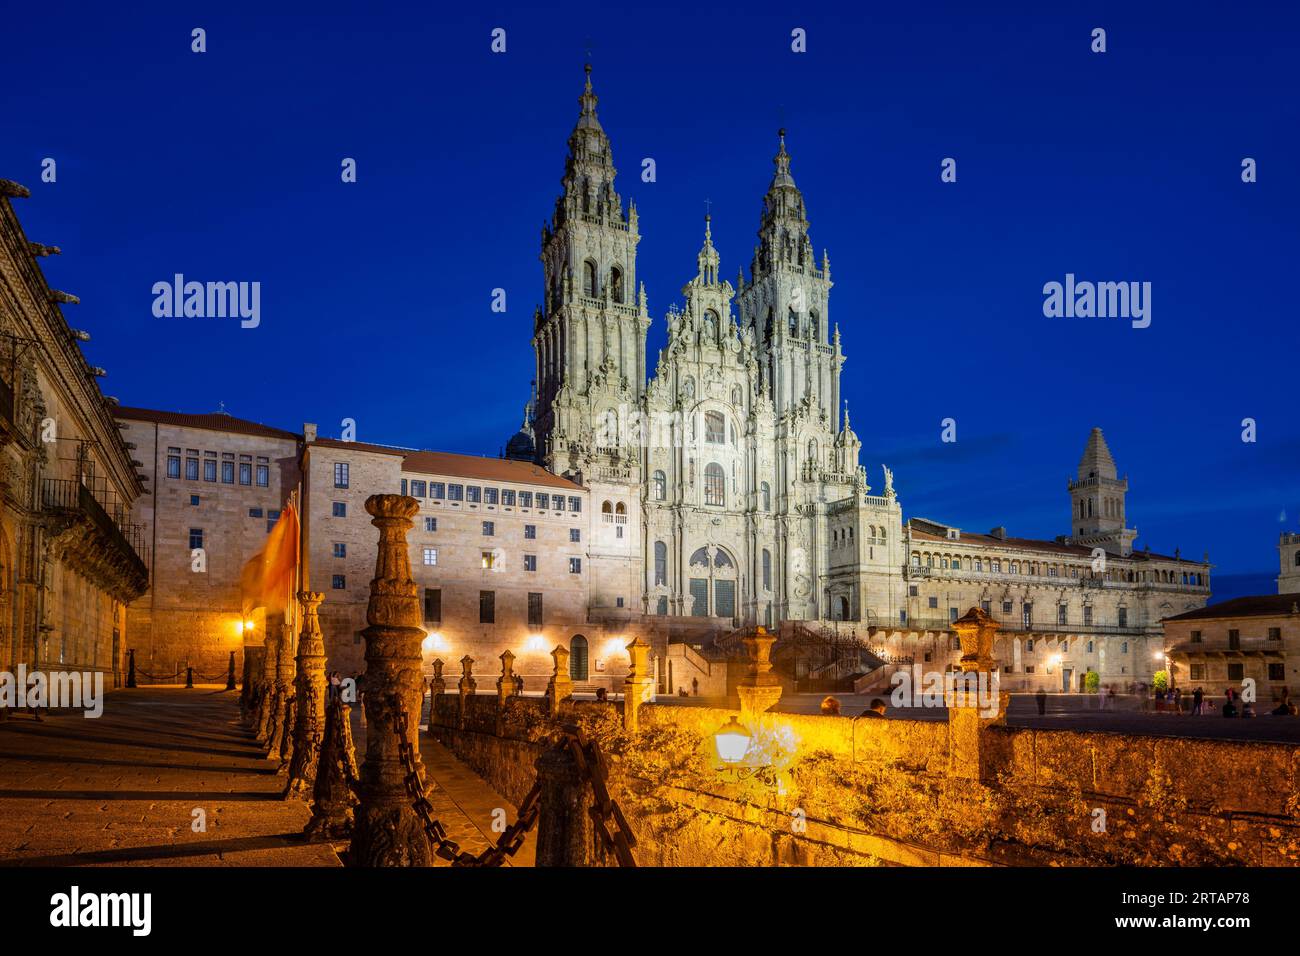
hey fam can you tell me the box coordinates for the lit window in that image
[481,551,495,570]
[423,548,438,566]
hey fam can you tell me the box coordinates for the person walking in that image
[1035,686,1047,716]
[1192,686,1203,716]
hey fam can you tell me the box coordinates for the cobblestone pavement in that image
[0,687,533,867]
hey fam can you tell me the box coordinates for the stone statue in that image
[882,464,894,498]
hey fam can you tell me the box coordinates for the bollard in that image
[458,655,476,729]
[226,651,237,691]
[185,666,194,689]
[126,649,136,689]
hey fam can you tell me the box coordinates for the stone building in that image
[1163,595,1298,706]
[301,434,633,688]
[116,407,301,679]
[0,179,148,683]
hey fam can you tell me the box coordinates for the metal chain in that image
[390,696,541,867]
[565,726,637,867]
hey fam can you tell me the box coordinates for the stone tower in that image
[734,130,840,427]
[1068,427,1136,556]
[531,63,652,486]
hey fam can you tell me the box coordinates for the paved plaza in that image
[0,687,532,867]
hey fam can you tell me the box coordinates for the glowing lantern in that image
[713,716,752,764]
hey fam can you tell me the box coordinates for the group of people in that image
[820,696,888,719]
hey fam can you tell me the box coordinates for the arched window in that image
[652,470,666,501]
[704,463,725,506]
[761,481,771,511]
[583,260,598,297]
[764,308,774,341]
[601,500,612,514]
[704,411,725,444]
[788,308,798,336]
[615,501,626,515]
[703,309,719,337]
[610,266,624,303]
[809,310,819,340]
[762,549,772,591]
[569,635,589,681]
[714,550,733,569]
[654,541,668,586]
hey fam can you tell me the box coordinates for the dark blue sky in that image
[3,1,1296,579]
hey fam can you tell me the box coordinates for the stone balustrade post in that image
[348,494,433,867]
[497,649,518,706]
[622,637,653,732]
[546,645,572,718]
[458,655,476,729]
[284,591,327,799]
[426,658,445,732]
[534,728,601,867]
[948,606,1008,783]
[256,623,281,744]
[736,626,782,719]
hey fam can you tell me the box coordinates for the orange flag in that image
[240,501,300,620]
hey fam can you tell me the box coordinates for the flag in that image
[240,501,300,621]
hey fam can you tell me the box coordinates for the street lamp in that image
[713,716,752,764]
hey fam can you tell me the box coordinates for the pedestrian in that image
[861,698,887,718]
[1107,685,1116,711]
[516,674,525,696]
[1035,686,1047,716]
[692,677,699,697]
[820,695,841,716]
[1192,686,1203,716]
[1222,688,1237,718]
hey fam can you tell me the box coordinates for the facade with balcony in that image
[0,179,148,682]
[1164,594,1299,705]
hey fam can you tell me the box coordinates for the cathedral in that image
[509,65,902,630]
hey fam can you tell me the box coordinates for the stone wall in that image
[427,693,1300,867]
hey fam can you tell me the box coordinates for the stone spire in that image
[751,128,813,279]
[696,213,720,286]
[1077,426,1118,480]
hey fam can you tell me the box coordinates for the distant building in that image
[116,408,301,678]
[1279,532,1300,594]
[1163,594,1298,705]
[0,178,149,682]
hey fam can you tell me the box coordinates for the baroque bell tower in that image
[734,130,839,427]
[531,64,651,485]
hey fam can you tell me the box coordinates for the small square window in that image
[334,462,350,488]
[467,486,482,503]
[519,491,533,508]
[927,596,938,609]
[524,554,537,572]
[501,489,516,506]
[189,528,204,550]
[423,548,438,566]
[190,495,200,506]
[332,574,346,590]
[249,508,264,518]
[482,521,495,536]
[333,502,347,518]
[570,529,581,543]
[430,482,445,499]
[333,543,346,558]
[425,517,437,532]
[484,488,499,505]
[481,551,495,570]
[569,557,582,574]
[524,524,536,540]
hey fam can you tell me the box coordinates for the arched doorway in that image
[569,634,589,681]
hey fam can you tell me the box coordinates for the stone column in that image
[284,591,327,800]
[534,730,601,867]
[546,645,572,718]
[225,651,237,691]
[622,637,653,732]
[240,644,264,721]
[303,696,360,840]
[348,495,433,867]
[736,626,782,719]
[458,655,476,729]
[426,658,445,732]
[948,606,1008,783]
[255,624,281,743]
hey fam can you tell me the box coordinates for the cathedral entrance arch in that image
[687,545,738,620]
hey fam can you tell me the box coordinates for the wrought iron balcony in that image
[41,477,150,600]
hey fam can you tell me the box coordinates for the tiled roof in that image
[402,450,583,491]
[909,527,1188,563]
[1164,594,1300,622]
[310,437,411,457]
[115,406,300,441]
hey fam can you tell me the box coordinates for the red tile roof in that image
[909,527,1188,563]
[402,450,582,490]
[1164,594,1300,622]
[115,406,300,441]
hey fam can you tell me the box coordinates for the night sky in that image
[3,1,1296,583]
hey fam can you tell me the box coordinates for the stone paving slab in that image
[0,686,534,867]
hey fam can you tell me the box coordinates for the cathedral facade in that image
[517,66,901,632]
